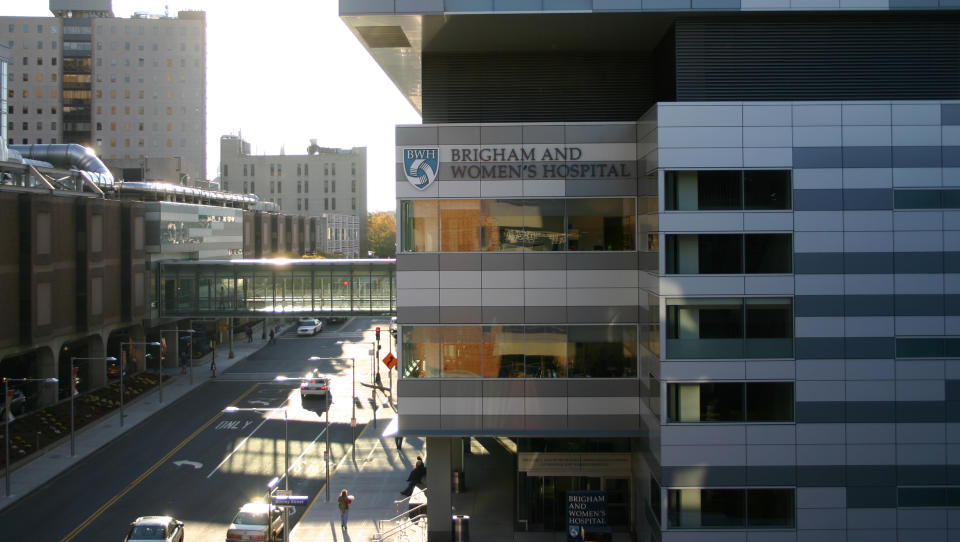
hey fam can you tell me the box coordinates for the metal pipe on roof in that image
[10,144,115,186]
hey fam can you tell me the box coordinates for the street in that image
[0,317,395,541]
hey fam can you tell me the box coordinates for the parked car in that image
[300,369,330,400]
[296,319,323,336]
[0,388,26,418]
[225,501,284,542]
[125,516,184,542]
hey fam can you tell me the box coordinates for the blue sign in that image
[403,147,440,190]
[566,490,609,542]
[271,495,309,506]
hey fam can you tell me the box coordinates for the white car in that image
[296,319,323,336]
[125,516,184,542]
[225,502,284,542]
[300,370,331,400]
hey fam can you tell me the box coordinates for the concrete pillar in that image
[86,336,107,389]
[451,437,464,472]
[161,329,179,369]
[426,437,452,541]
[35,347,57,407]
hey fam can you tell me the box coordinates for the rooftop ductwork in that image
[10,144,115,188]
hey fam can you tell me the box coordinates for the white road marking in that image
[206,404,284,479]
[173,460,203,469]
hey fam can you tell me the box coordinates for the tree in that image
[367,211,396,257]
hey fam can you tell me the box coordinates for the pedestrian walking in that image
[395,435,403,451]
[245,325,252,343]
[269,329,275,345]
[337,489,352,530]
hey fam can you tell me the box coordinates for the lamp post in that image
[69,356,116,457]
[3,376,57,497]
[223,405,291,539]
[159,329,196,385]
[277,356,353,503]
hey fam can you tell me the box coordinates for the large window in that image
[400,198,635,253]
[667,488,794,529]
[666,298,793,359]
[567,199,635,251]
[401,325,636,379]
[666,382,794,423]
[665,170,791,211]
[666,234,791,274]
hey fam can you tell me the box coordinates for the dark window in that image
[747,489,795,527]
[699,234,741,273]
[566,198,635,251]
[745,299,792,339]
[943,190,960,209]
[894,190,941,209]
[744,170,791,210]
[746,382,794,422]
[567,325,637,378]
[697,171,742,210]
[649,479,661,525]
[668,489,794,529]
[745,234,792,273]
[667,382,794,423]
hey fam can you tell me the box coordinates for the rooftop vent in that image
[356,26,411,48]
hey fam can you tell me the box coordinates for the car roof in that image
[239,502,270,512]
[133,516,173,525]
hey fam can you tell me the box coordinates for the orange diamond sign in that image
[381,352,397,370]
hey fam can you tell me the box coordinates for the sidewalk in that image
[291,412,427,542]
[0,325,276,511]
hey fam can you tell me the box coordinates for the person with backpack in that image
[337,489,352,530]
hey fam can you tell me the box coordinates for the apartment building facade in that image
[342,2,960,541]
[219,135,367,257]
[0,0,206,184]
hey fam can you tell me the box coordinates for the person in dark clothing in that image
[395,435,403,451]
[401,456,426,496]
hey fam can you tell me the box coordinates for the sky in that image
[7,0,421,212]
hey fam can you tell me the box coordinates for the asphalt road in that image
[0,316,395,542]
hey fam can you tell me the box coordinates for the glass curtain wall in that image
[402,325,637,379]
[401,198,635,252]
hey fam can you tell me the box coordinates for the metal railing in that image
[373,489,428,542]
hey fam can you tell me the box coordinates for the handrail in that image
[390,487,428,518]
[380,501,427,529]
[374,513,426,542]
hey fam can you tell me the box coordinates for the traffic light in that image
[375,327,380,340]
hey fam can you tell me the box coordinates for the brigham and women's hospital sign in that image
[402,144,636,190]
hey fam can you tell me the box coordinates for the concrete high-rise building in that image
[0,0,206,184]
[342,2,960,541]
[219,135,368,257]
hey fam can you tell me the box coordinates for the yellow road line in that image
[59,384,260,542]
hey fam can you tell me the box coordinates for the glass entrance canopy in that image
[159,259,396,317]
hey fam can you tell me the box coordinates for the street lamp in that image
[119,342,162,427]
[159,329,196,385]
[223,405,292,540]
[69,356,116,457]
[276,356,354,504]
[3,376,57,497]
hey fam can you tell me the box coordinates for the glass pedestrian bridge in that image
[158,259,396,318]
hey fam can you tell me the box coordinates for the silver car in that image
[125,516,184,542]
[225,502,283,542]
[300,370,330,400]
[296,319,323,336]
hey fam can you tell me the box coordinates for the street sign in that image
[381,352,397,370]
[271,495,309,506]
